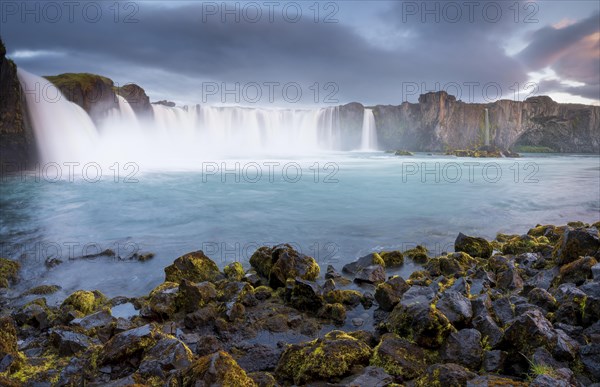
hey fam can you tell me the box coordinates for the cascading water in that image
[18,70,345,167]
[17,69,99,163]
[360,108,378,151]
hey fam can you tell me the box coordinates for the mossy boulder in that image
[455,233,493,259]
[224,261,245,281]
[379,251,404,267]
[403,245,429,263]
[370,333,427,379]
[342,253,385,274]
[138,337,193,379]
[99,324,162,364]
[147,281,179,317]
[289,278,324,312]
[555,256,598,286]
[502,309,556,356]
[13,298,54,330]
[164,251,222,284]
[374,276,410,311]
[425,252,476,277]
[553,227,600,265]
[22,285,60,296]
[250,244,320,288]
[0,258,20,288]
[179,351,256,386]
[324,289,362,307]
[177,280,218,313]
[0,317,20,373]
[115,83,153,119]
[318,303,347,324]
[387,303,454,348]
[275,330,371,384]
[61,290,107,316]
[415,363,476,387]
[502,234,550,255]
[528,224,563,243]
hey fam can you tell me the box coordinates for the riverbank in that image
[0,221,599,386]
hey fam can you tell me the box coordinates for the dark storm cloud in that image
[1,1,597,104]
[517,12,600,100]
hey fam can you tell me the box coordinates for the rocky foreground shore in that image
[1,221,599,386]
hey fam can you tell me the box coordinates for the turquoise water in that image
[1,152,598,301]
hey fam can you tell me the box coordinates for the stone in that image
[342,253,385,274]
[374,276,410,311]
[275,330,371,384]
[379,250,404,267]
[61,290,107,316]
[455,232,493,259]
[473,314,504,348]
[99,324,161,364]
[502,309,557,355]
[483,350,506,372]
[50,328,93,356]
[436,290,473,327]
[580,343,600,380]
[528,288,557,312]
[556,256,597,285]
[388,302,454,348]
[339,366,393,387]
[138,337,193,379]
[180,351,256,386]
[164,250,222,283]
[370,333,426,379]
[442,329,483,370]
[177,280,218,313]
[553,227,599,265]
[147,281,179,317]
[289,278,324,312]
[224,261,245,281]
[416,363,477,386]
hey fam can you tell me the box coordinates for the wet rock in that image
[528,288,558,312]
[592,262,600,280]
[416,363,477,386]
[553,329,579,361]
[472,314,504,348]
[442,329,483,370]
[502,309,556,355]
[177,280,218,313]
[99,324,161,364]
[493,260,524,291]
[553,227,599,265]
[455,232,493,259]
[374,275,410,311]
[248,371,277,387]
[361,291,375,309]
[580,343,600,380]
[466,375,529,386]
[532,347,565,370]
[339,366,393,387]
[436,290,473,327]
[318,303,346,324]
[400,285,435,308]
[250,244,320,288]
[324,289,362,307]
[483,350,506,372]
[224,261,245,281]
[581,281,600,325]
[379,250,404,267]
[354,264,386,284]
[388,302,454,348]
[527,267,560,290]
[556,256,597,285]
[147,281,179,317]
[234,343,283,373]
[0,317,19,373]
[370,333,426,379]
[471,293,493,318]
[403,245,429,263]
[342,253,385,274]
[325,265,342,279]
[275,330,371,384]
[426,253,475,277]
[502,234,549,255]
[491,297,515,326]
[61,290,107,316]
[0,258,20,288]
[22,284,60,296]
[195,335,223,357]
[289,278,323,312]
[529,374,570,387]
[253,285,272,301]
[138,337,193,379]
[180,351,256,386]
[13,298,53,330]
[50,328,93,356]
[164,250,223,284]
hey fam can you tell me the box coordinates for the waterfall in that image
[18,70,345,167]
[17,69,99,163]
[360,108,378,151]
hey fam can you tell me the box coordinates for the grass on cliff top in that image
[44,73,114,92]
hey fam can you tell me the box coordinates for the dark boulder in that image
[436,290,473,327]
[455,232,493,259]
[374,275,410,311]
[164,251,222,284]
[370,333,427,379]
[441,329,483,370]
[553,227,600,265]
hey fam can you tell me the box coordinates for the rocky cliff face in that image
[0,38,35,169]
[117,84,153,119]
[364,92,600,153]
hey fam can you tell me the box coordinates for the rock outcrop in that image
[0,38,35,169]
[366,91,600,153]
[116,83,153,119]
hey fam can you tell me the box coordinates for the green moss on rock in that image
[0,258,20,288]
[379,251,404,267]
[164,251,222,283]
[276,331,371,384]
[22,285,60,296]
[403,245,429,263]
[61,290,107,316]
[224,261,245,281]
[180,351,256,386]
[455,233,493,259]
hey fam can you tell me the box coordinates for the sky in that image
[2,0,599,106]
